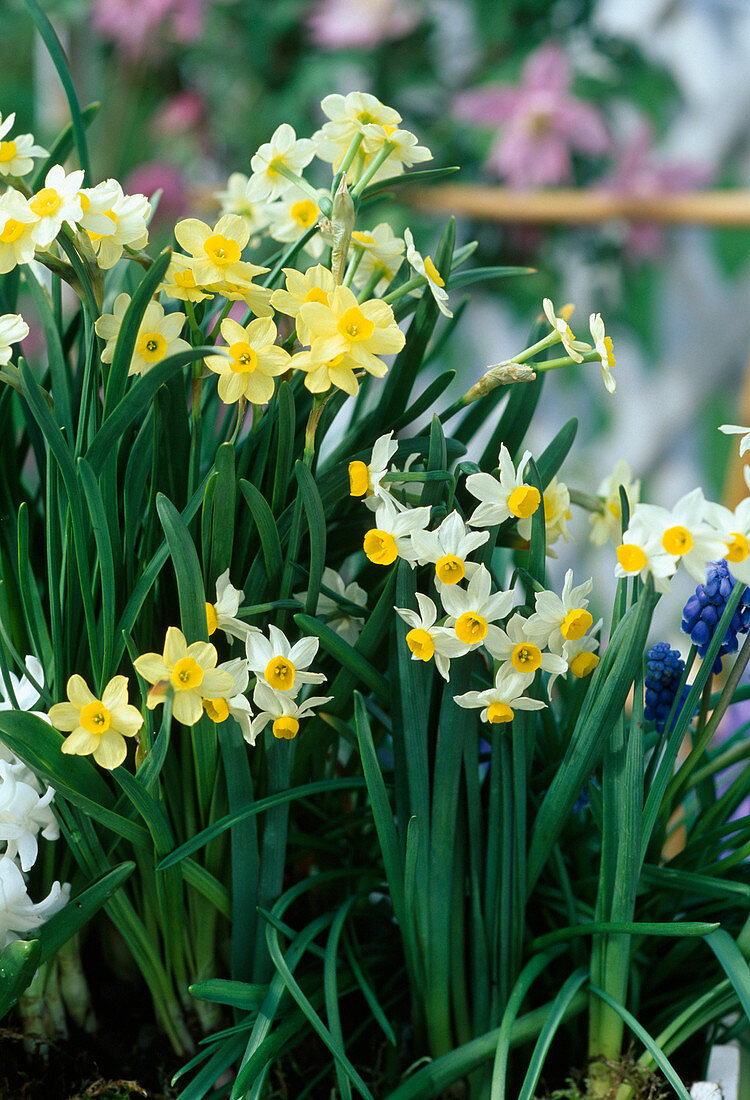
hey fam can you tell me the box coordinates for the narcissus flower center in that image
[507,485,541,519]
[171,657,204,691]
[0,140,17,163]
[616,544,646,572]
[204,697,229,723]
[229,341,258,373]
[30,188,63,216]
[487,702,514,724]
[455,612,487,645]
[206,602,218,636]
[204,234,240,266]
[406,628,434,661]
[137,332,167,362]
[435,554,465,585]
[725,532,750,563]
[265,656,296,691]
[571,652,599,678]
[273,715,299,739]
[511,642,542,673]
[348,460,370,497]
[305,286,329,306]
[603,336,615,367]
[352,231,375,247]
[363,528,397,565]
[290,200,319,227]
[80,700,111,735]
[0,219,25,243]
[175,269,199,289]
[338,306,374,343]
[560,608,593,641]
[662,525,692,556]
[423,256,444,287]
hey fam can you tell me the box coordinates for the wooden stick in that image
[410,185,750,226]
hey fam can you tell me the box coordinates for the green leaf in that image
[705,928,750,1024]
[295,463,326,617]
[77,457,117,686]
[531,920,721,952]
[517,970,589,1100]
[156,493,207,643]
[393,371,456,432]
[447,265,536,290]
[32,102,99,190]
[210,442,236,583]
[189,978,267,1011]
[359,166,461,201]
[0,938,42,1019]
[295,613,389,701]
[240,479,283,591]
[536,417,577,489]
[271,382,296,514]
[36,862,135,963]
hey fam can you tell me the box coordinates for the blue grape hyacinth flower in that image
[681,560,750,674]
[644,642,691,733]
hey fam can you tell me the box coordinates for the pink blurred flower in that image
[152,92,206,138]
[453,43,610,188]
[124,162,188,227]
[92,0,207,60]
[307,0,422,50]
[600,121,713,257]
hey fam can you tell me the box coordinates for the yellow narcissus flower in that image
[205,317,291,405]
[0,189,38,274]
[267,193,326,259]
[160,254,213,304]
[297,284,405,380]
[48,675,143,770]
[133,627,235,727]
[174,214,273,314]
[269,265,335,344]
[95,293,190,377]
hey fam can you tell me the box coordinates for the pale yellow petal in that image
[172,690,203,726]
[174,218,210,257]
[101,675,129,710]
[61,726,100,756]
[201,668,235,698]
[67,674,95,709]
[164,626,188,666]
[133,653,170,684]
[48,702,81,732]
[187,640,218,670]
[110,704,144,738]
[93,730,127,770]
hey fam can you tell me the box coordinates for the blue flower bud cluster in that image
[644,642,691,733]
[681,560,750,674]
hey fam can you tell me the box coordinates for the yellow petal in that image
[48,702,81,732]
[110,705,144,738]
[164,626,188,666]
[67,674,96,709]
[61,726,100,756]
[172,690,203,726]
[93,729,127,770]
[133,653,170,684]
[101,675,129,711]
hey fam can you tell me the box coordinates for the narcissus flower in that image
[206,317,291,405]
[361,123,432,176]
[453,667,546,725]
[0,313,29,366]
[614,519,676,594]
[0,189,38,273]
[245,124,316,202]
[348,431,400,510]
[628,490,727,582]
[80,178,151,269]
[294,566,367,646]
[214,172,273,237]
[351,223,404,296]
[95,293,189,376]
[542,298,590,362]
[245,626,326,696]
[270,264,335,344]
[267,192,326,258]
[48,675,143,770]
[411,511,489,585]
[29,165,85,248]
[560,627,601,678]
[247,681,331,745]
[466,444,541,528]
[298,284,405,372]
[0,113,48,178]
[133,628,235,726]
[484,613,568,684]
[589,313,616,393]
[395,593,466,680]
[313,92,402,172]
[174,214,272,312]
[437,564,515,653]
[403,228,451,317]
[206,570,252,642]
[202,657,254,743]
[0,760,58,872]
[525,570,594,650]
[362,498,430,566]
[519,475,570,552]
[589,460,640,546]
[719,423,750,457]
[703,498,750,584]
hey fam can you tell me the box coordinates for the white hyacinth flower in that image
[0,760,58,872]
[395,592,467,681]
[0,855,69,949]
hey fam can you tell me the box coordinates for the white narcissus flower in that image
[0,112,48,178]
[0,760,58,872]
[205,569,252,643]
[245,625,326,697]
[0,312,29,367]
[312,92,402,172]
[519,475,571,553]
[360,124,432,177]
[294,567,367,647]
[267,192,326,259]
[95,293,190,377]
[628,490,727,582]
[133,628,235,727]
[719,423,750,457]
[245,124,316,202]
[48,675,144,770]
[362,498,431,567]
[29,164,85,248]
[525,570,594,650]
[348,431,401,510]
[559,622,601,679]
[542,298,591,362]
[247,681,331,745]
[0,855,69,949]
[484,613,568,686]
[351,223,404,296]
[203,657,254,745]
[0,189,38,274]
[589,313,616,393]
[703,497,750,584]
[465,444,541,528]
[589,460,640,547]
[205,316,291,406]
[214,172,273,237]
[437,564,515,653]
[410,511,489,585]
[453,667,546,726]
[80,179,151,269]
[395,593,467,681]
[614,517,677,594]
[403,228,451,317]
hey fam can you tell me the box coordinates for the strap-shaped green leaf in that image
[0,938,42,1019]
[240,479,283,590]
[294,613,388,700]
[31,103,99,190]
[156,492,208,644]
[294,463,327,616]
[271,382,295,514]
[36,862,135,963]
[210,442,236,584]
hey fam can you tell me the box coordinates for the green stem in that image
[351,141,395,197]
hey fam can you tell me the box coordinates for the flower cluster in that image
[681,560,750,673]
[644,642,691,734]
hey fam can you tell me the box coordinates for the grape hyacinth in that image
[681,560,750,674]
[644,642,691,733]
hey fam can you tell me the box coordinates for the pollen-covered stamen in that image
[171,657,204,691]
[273,715,300,739]
[0,140,17,164]
[507,484,541,519]
[511,642,542,673]
[406,628,434,661]
[662,525,693,556]
[726,532,750,563]
[337,306,374,343]
[435,554,465,585]
[616,544,647,572]
[137,332,167,363]
[228,341,258,373]
[571,653,599,678]
[265,656,296,691]
[348,460,370,497]
[290,200,319,227]
[204,697,229,723]
[455,611,487,645]
[204,234,241,266]
[423,256,444,287]
[29,188,63,216]
[487,701,514,724]
[80,700,111,735]
[363,528,398,565]
[0,220,25,243]
[206,602,218,636]
[560,608,593,641]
